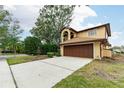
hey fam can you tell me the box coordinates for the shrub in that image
[24,36,42,55]
[16,41,25,53]
[54,51,61,57]
[41,44,58,55]
[47,52,54,58]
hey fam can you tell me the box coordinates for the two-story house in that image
[60,23,112,59]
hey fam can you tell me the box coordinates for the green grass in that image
[7,55,48,65]
[54,58,124,88]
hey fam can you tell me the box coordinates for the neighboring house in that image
[121,48,124,53]
[113,49,121,54]
[60,23,112,59]
[112,46,124,54]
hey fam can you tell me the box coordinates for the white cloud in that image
[80,23,102,30]
[5,5,42,28]
[4,5,42,39]
[4,5,97,39]
[70,5,97,30]
[109,31,124,46]
[4,5,16,11]
[111,31,122,39]
[103,15,110,19]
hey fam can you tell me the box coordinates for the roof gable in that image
[78,23,111,36]
[60,27,77,33]
[61,23,111,36]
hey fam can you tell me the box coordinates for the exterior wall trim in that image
[61,42,95,59]
[93,42,95,59]
[63,42,94,46]
[61,41,103,59]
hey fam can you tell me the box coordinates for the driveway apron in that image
[10,57,92,88]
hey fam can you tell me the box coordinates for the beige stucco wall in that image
[61,29,70,43]
[94,43,112,59]
[61,29,77,43]
[60,45,64,56]
[77,27,106,39]
[102,49,112,58]
[106,45,111,49]
[94,42,101,59]
[101,44,112,58]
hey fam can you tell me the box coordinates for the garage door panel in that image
[64,44,93,58]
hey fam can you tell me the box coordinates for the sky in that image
[4,5,124,46]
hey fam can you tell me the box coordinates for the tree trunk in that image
[13,45,16,57]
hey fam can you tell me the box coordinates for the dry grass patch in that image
[54,55,124,88]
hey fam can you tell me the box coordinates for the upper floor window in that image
[70,32,74,39]
[63,31,68,41]
[88,29,97,36]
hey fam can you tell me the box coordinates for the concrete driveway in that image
[0,55,27,88]
[10,57,92,88]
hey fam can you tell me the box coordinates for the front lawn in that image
[54,54,124,88]
[7,55,48,65]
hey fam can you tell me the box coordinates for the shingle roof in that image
[60,23,111,36]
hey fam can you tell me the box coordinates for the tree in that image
[0,9,11,50]
[30,5,75,45]
[16,41,25,53]
[0,8,23,54]
[8,19,23,54]
[24,36,42,55]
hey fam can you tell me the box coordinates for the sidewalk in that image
[0,54,28,59]
[0,59,15,88]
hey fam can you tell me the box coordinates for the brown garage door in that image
[64,44,93,58]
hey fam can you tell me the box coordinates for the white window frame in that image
[88,29,97,36]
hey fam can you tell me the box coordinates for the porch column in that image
[68,31,71,40]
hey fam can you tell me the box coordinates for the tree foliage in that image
[41,44,58,55]
[8,19,23,54]
[0,9,11,50]
[24,36,42,55]
[0,9,11,41]
[16,41,25,53]
[0,8,23,54]
[30,5,75,45]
